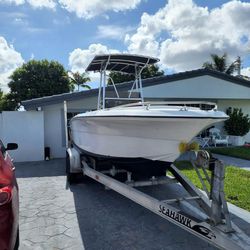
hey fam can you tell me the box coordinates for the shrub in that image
[224,107,250,136]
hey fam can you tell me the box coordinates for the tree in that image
[0,88,3,100]
[5,60,74,110]
[203,53,241,75]
[0,89,4,110]
[224,107,250,136]
[108,65,164,85]
[68,71,91,91]
[0,93,17,111]
[0,88,16,111]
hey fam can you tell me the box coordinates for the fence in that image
[0,111,44,162]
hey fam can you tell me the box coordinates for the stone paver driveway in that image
[16,159,83,250]
[15,159,249,250]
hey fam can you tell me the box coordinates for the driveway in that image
[15,159,249,250]
[212,153,250,171]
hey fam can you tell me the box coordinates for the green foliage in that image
[0,93,17,111]
[5,60,74,110]
[108,64,164,85]
[209,146,250,160]
[68,71,91,91]
[203,53,240,75]
[108,72,134,85]
[224,107,250,136]
[0,89,13,111]
[0,89,4,110]
[0,89,3,101]
[174,161,250,211]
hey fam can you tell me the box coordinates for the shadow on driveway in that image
[16,159,249,249]
[15,159,65,178]
[69,177,216,250]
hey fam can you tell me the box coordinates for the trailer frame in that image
[65,144,250,250]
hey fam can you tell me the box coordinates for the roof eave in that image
[22,68,250,109]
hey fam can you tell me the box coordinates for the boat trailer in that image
[66,146,250,250]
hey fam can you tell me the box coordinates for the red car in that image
[0,140,19,250]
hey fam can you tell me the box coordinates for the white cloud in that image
[0,0,25,5]
[69,43,119,86]
[58,0,141,19]
[241,67,250,77]
[96,25,135,40]
[69,43,119,72]
[1,0,141,17]
[0,37,24,93]
[125,0,250,72]
[0,0,56,9]
[27,0,56,9]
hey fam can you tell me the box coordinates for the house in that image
[21,68,250,161]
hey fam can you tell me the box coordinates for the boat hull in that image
[70,115,224,163]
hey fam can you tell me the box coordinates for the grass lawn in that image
[174,161,250,212]
[209,146,250,160]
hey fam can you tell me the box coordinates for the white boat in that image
[70,54,228,163]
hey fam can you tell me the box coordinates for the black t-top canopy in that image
[86,54,159,74]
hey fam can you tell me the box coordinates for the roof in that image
[86,54,159,74]
[22,68,250,109]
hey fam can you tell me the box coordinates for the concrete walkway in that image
[212,153,250,171]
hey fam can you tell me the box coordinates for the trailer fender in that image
[66,147,82,173]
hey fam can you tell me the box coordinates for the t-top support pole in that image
[102,55,111,110]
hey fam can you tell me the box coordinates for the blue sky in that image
[0,0,250,92]
[0,1,165,65]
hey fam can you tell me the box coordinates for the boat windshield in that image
[86,54,159,110]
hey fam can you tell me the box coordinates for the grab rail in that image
[111,101,217,110]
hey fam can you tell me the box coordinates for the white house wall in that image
[143,75,250,99]
[43,104,64,158]
[43,96,98,159]
[0,111,44,162]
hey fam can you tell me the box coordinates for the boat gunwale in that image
[72,115,228,120]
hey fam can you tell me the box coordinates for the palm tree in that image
[203,54,241,75]
[68,71,91,91]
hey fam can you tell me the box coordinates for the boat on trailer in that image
[70,54,228,163]
[66,55,250,250]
